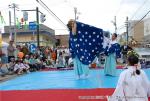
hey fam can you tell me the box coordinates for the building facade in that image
[143,17,150,43]
[2,24,56,47]
[119,18,150,47]
[55,35,69,47]
[128,20,144,42]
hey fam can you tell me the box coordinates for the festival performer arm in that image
[104,43,121,58]
[67,20,77,59]
[67,19,76,35]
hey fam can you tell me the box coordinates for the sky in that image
[0,0,150,35]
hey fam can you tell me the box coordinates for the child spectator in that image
[45,58,54,68]
[56,52,65,69]
[35,56,44,70]
[24,55,30,64]
[13,60,24,75]
[23,61,30,73]
[29,55,37,71]
[7,58,16,72]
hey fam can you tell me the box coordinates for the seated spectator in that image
[29,55,38,71]
[68,56,73,68]
[23,61,30,73]
[0,61,9,77]
[63,50,69,67]
[51,50,56,64]
[145,61,150,68]
[35,56,44,70]
[24,55,30,63]
[45,58,53,68]
[39,58,46,69]
[7,58,16,72]
[56,52,65,69]
[14,60,24,75]
[16,59,30,74]
[108,51,150,101]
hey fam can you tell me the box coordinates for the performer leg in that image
[104,54,116,76]
[73,57,83,79]
[81,64,89,78]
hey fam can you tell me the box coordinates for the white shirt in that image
[14,63,26,71]
[109,40,117,48]
[68,57,73,65]
[109,66,150,101]
[124,45,127,49]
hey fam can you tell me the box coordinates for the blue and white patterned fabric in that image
[104,42,121,58]
[69,21,104,65]
[104,40,121,76]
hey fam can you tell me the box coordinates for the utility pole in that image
[74,7,81,21]
[9,11,12,40]
[9,11,11,26]
[9,3,19,45]
[114,16,117,33]
[111,16,117,34]
[22,7,44,48]
[74,7,77,21]
[125,16,129,45]
[36,7,40,47]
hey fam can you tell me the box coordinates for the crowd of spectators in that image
[0,41,73,77]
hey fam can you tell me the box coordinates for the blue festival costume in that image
[104,40,121,76]
[69,21,104,78]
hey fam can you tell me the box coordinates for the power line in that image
[129,0,148,20]
[113,0,125,34]
[118,25,125,30]
[114,0,125,16]
[128,9,150,33]
[36,0,67,29]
